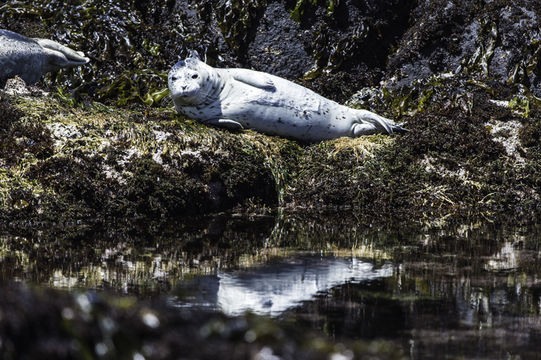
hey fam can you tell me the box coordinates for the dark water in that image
[2,214,541,359]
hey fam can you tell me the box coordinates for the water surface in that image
[1,215,540,359]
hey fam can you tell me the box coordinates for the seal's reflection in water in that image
[174,256,393,316]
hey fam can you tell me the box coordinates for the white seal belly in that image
[168,52,405,141]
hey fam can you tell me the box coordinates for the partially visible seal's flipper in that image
[391,123,409,133]
[229,69,276,91]
[353,110,407,136]
[203,118,244,131]
[0,30,89,87]
[35,38,89,72]
[35,39,89,64]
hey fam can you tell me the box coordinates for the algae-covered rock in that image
[1,0,541,227]
[0,91,278,226]
[386,0,541,93]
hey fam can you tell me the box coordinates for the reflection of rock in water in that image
[177,256,392,316]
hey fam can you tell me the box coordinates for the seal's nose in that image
[182,85,187,90]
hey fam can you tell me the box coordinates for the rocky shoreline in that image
[1,75,539,230]
[2,0,540,229]
[1,2,541,357]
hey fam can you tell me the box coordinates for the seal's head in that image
[168,53,216,106]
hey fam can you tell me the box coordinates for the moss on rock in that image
[0,94,278,226]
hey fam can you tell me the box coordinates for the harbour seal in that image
[0,29,89,88]
[168,52,405,141]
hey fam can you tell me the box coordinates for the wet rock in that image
[386,0,541,93]
[247,2,312,79]
[0,283,405,360]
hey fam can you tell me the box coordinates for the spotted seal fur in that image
[0,29,89,88]
[168,52,405,141]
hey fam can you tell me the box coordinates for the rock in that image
[0,282,404,360]
[0,0,540,227]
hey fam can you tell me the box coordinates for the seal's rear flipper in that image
[354,110,407,135]
[204,118,244,131]
[391,123,409,133]
[35,39,89,67]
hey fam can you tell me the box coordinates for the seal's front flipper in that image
[230,70,276,91]
[204,118,244,131]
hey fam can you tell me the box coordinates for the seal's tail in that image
[353,109,407,136]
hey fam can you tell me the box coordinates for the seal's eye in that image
[192,74,199,79]
[171,76,178,81]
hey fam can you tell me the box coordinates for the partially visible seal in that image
[0,29,89,88]
[168,52,406,141]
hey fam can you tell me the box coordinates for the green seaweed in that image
[457,19,498,76]
[214,0,267,57]
[96,70,168,106]
[290,0,335,22]
[0,0,213,107]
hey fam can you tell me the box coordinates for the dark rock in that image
[386,0,541,94]
[247,2,312,79]
[0,283,404,360]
